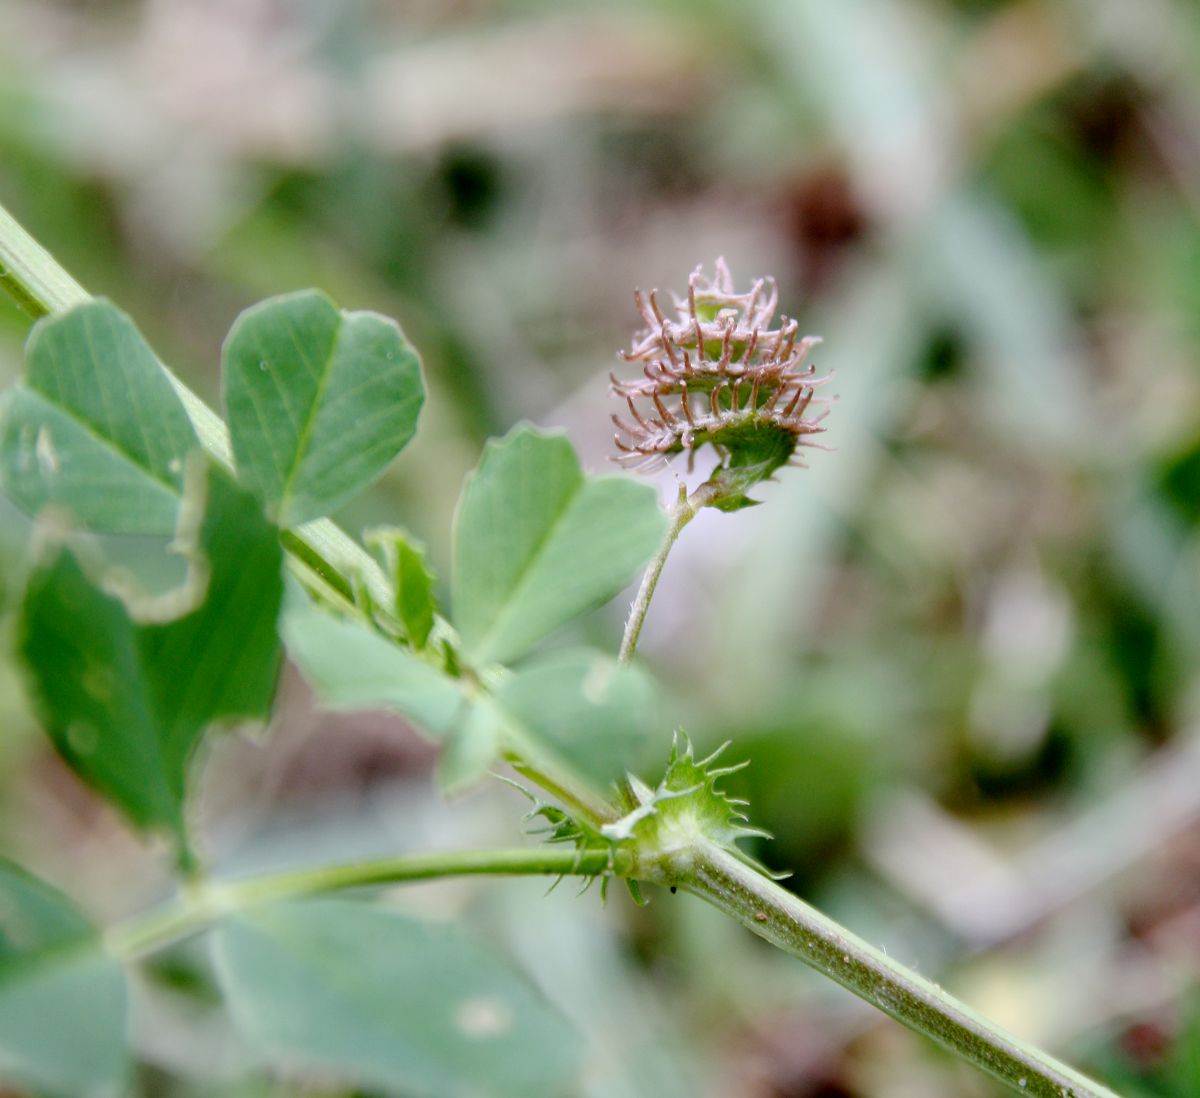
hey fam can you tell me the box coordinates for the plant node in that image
[600,734,782,888]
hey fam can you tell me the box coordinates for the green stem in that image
[0,203,89,317]
[0,197,387,609]
[683,843,1119,1098]
[106,846,629,960]
[618,480,719,666]
[615,480,720,810]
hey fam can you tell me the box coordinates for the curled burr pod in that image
[611,259,833,507]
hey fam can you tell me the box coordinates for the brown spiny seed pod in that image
[611,258,831,509]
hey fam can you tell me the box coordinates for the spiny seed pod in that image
[611,258,831,509]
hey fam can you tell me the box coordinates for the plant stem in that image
[0,203,89,317]
[106,846,630,960]
[0,197,387,609]
[615,479,722,810]
[618,480,719,665]
[683,843,1119,1098]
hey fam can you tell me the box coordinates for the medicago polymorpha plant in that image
[0,199,1118,1098]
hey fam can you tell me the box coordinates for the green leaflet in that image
[0,862,128,1098]
[223,290,424,527]
[436,698,503,795]
[0,300,198,534]
[282,598,466,738]
[452,425,665,666]
[495,648,659,793]
[17,461,283,859]
[213,898,582,1098]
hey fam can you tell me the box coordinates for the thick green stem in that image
[0,198,387,609]
[683,843,1119,1098]
[0,203,90,317]
[106,846,629,960]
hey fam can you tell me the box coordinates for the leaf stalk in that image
[106,846,630,960]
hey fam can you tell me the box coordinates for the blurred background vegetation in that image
[2,0,1200,1095]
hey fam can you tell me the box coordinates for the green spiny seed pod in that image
[611,258,832,509]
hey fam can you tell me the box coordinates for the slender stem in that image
[684,843,1119,1098]
[0,197,388,608]
[106,846,630,960]
[615,480,721,809]
[619,481,719,665]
